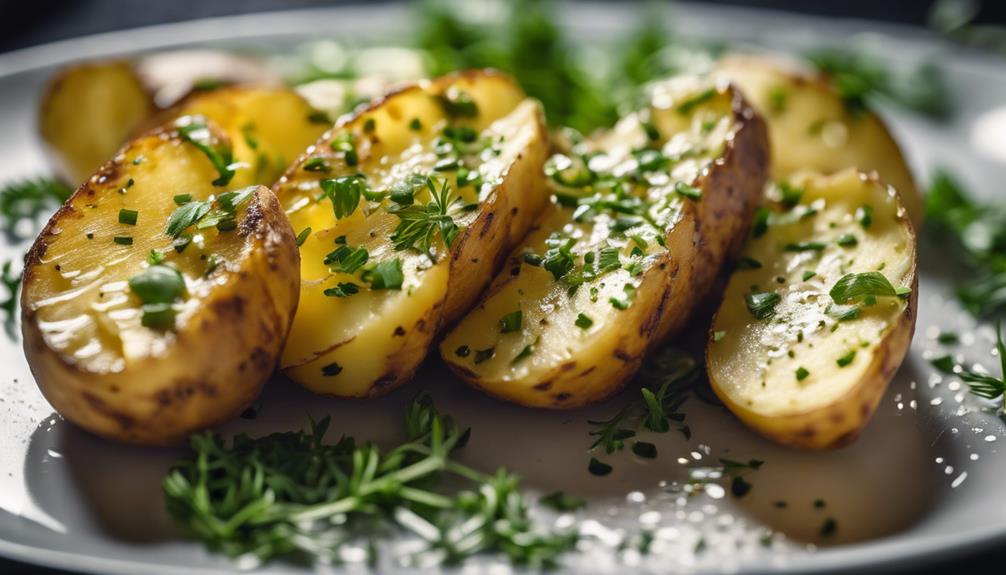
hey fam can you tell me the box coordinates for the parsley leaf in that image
[176,116,236,186]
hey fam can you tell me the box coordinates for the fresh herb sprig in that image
[0,177,73,236]
[925,170,1006,318]
[389,176,460,257]
[163,395,576,568]
[931,323,1006,409]
[587,347,700,473]
[808,48,952,118]
[1,260,20,324]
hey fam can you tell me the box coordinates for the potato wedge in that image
[39,51,282,184]
[158,86,329,186]
[714,53,922,228]
[275,70,550,397]
[439,77,768,408]
[707,169,917,449]
[21,121,300,446]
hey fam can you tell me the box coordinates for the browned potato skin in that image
[21,131,299,446]
[675,85,769,329]
[709,273,918,450]
[39,51,279,184]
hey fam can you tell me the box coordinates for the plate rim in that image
[1,3,1005,573]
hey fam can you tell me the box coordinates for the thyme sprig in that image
[163,394,576,568]
[389,176,461,257]
[587,347,700,471]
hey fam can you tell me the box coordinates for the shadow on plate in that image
[19,353,964,549]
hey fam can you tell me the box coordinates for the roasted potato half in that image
[714,53,922,228]
[39,51,282,184]
[275,70,550,397]
[21,123,300,446]
[707,169,917,449]
[159,86,329,186]
[440,77,768,408]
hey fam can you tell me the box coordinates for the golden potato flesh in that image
[707,169,918,449]
[162,86,329,186]
[440,77,769,408]
[714,53,922,228]
[275,70,550,397]
[39,61,155,185]
[21,124,300,446]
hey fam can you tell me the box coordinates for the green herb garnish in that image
[176,116,236,186]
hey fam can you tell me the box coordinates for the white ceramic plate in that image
[1,3,1005,574]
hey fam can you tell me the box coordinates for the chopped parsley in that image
[575,313,593,329]
[745,291,781,320]
[499,310,522,333]
[176,116,236,186]
[362,258,404,290]
[128,265,186,330]
[837,350,857,367]
[319,175,366,220]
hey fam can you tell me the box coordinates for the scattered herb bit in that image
[745,291,781,320]
[499,310,522,333]
[303,156,330,173]
[819,517,838,537]
[713,330,726,342]
[575,313,593,329]
[176,116,236,186]
[731,476,752,498]
[147,250,166,265]
[752,208,770,238]
[363,258,404,290]
[785,241,827,252]
[796,367,810,381]
[118,209,138,226]
[539,491,586,512]
[330,132,359,166]
[295,227,312,246]
[778,182,804,208]
[323,282,360,298]
[320,175,366,220]
[674,181,702,200]
[542,232,576,281]
[474,346,495,364]
[588,457,613,476]
[837,350,857,367]
[676,87,716,115]
[826,303,861,321]
[736,257,762,270]
[836,233,858,247]
[857,205,874,229]
[829,271,907,304]
[937,331,959,345]
[814,498,827,509]
[437,89,479,118]
[173,194,192,205]
[930,323,1006,409]
[631,441,657,459]
[113,235,133,246]
[409,117,423,131]
[324,242,369,275]
[128,265,186,329]
[802,270,817,281]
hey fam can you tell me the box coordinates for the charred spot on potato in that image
[533,381,553,391]
[553,392,572,402]
[393,326,406,337]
